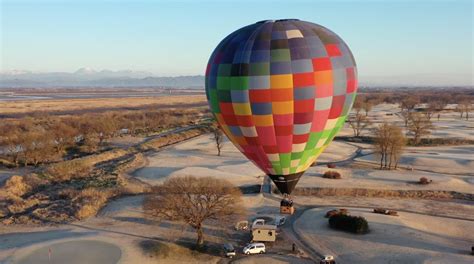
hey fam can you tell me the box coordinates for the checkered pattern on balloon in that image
[205,19,357,195]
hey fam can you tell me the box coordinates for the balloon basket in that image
[280,205,295,215]
[280,197,295,215]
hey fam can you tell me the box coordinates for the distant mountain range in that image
[0,68,204,88]
[0,68,472,88]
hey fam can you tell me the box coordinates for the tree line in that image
[0,108,206,167]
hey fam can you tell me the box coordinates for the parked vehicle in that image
[243,243,266,255]
[235,220,249,230]
[275,215,286,226]
[320,255,336,264]
[252,218,265,228]
[223,243,236,258]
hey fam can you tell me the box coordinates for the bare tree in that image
[400,97,420,112]
[28,132,55,166]
[455,105,464,119]
[352,96,363,115]
[407,112,433,145]
[49,122,77,155]
[399,96,420,128]
[400,110,411,127]
[374,123,391,169]
[212,124,224,156]
[432,100,447,121]
[17,130,54,167]
[347,113,371,137]
[362,101,373,116]
[95,115,119,145]
[459,100,472,120]
[424,102,437,121]
[18,132,34,166]
[387,126,405,169]
[76,118,100,152]
[374,123,406,169]
[143,176,244,247]
[0,124,22,166]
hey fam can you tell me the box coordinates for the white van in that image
[243,243,266,255]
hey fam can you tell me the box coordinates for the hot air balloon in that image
[205,19,357,197]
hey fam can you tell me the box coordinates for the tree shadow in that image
[138,238,224,259]
[112,216,156,225]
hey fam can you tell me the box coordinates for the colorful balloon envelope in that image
[205,19,357,194]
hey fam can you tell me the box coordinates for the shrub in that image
[7,198,40,214]
[327,163,337,168]
[74,188,111,219]
[323,171,341,179]
[419,177,431,185]
[3,176,30,197]
[138,240,211,261]
[387,210,398,216]
[373,208,398,216]
[46,160,92,181]
[328,214,369,234]
[373,208,387,214]
[325,210,339,218]
[325,208,348,218]
[139,240,172,259]
[338,208,348,215]
[22,174,47,190]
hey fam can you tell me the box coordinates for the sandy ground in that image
[132,134,265,187]
[107,135,147,149]
[302,165,474,194]
[13,240,121,264]
[134,133,474,194]
[295,207,474,264]
[132,134,359,188]
[358,145,474,175]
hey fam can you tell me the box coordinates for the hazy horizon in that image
[1,67,472,88]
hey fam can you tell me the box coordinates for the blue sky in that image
[1,0,473,85]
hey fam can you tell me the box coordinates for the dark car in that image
[223,243,236,258]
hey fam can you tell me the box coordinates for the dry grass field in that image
[0,95,207,116]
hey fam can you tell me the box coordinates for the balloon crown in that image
[256,19,300,24]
